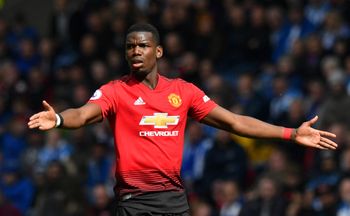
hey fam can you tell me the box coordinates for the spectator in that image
[34,161,83,216]
[306,151,339,195]
[5,12,38,55]
[203,73,234,108]
[266,6,284,59]
[263,148,300,185]
[0,16,8,42]
[38,37,57,75]
[181,121,213,195]
[304,79,326,119]
[87,184,114,216]
[269,74,303,124]
[338,174,350,216]
[303,34,324,78]
[110,16,128,52]
[0,190,21,216]
[105,48,127,78]
[178,51,200,85]
[320,10,350,51]
[246,5,271,65]
[49,0,74,48]
[304,0,331,28]
[190,12,222,61]
[37,130,74,172]
[275,54,303,90]
[21,132,44,176]
[344,55,350,94]
[312,183,338,215]
[223,4,250,68]
[85,10,113,56]
[239,174,288,216]
[89,60,110,90]
[278,98,307,129]
[163,32,185,68]
[234,73,269,120]
[318,68,350,129]
[219,180,242,216]
[340,148,350,172]
[0,60,20,98]
[272,5,315,62]
[71,83,91,107]
[86,143,113,196]
[190,199,214,216]
[77,33,101,72]
[202,130,248,192]
[0,97,9,136]
[26,67,49,111]
[0,117,27,164]
[0,162,35,215]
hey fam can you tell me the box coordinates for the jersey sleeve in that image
[188,83,217,121]
[88,82,117,119]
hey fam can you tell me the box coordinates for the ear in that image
[156,46,163,59]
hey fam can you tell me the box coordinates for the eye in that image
[139,43,148,48]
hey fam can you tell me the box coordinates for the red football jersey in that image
[88,74,217,197]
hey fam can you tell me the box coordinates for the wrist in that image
[291,128,297,141]
[282,127,294,140]
[55,113,64,128]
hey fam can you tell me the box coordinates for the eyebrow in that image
[126,40,151,43]
[126,33,154,43]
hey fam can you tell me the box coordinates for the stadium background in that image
[1,0,350,215]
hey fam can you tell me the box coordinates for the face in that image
[125,31,163,76]
[340,179,350,203]
[259,178,277,200]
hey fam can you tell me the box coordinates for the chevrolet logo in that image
[139,113,180,128]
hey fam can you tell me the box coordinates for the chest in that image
[120,84,188,110]
[115,85,190,128]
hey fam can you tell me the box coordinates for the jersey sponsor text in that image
[139,130,179,136]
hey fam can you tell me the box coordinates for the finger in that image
[28,121,35,127]
[28,122,40,129]
[315,144,327,150]
[319,130,336,138]
[42,100,54,112]
[320,137,338,148]
[29,113,41,121]
[28,118,39,125]
[319,140,337,150]
[306,115,318,126]
[28,119,35,126]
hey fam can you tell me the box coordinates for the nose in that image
[133,46,142,55]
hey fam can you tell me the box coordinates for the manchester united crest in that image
[168,93,182,108]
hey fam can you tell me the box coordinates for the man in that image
[28,23,337,215]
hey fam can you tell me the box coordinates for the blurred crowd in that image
[1,0,350,215]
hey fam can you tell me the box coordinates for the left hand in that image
[294,116,337,150]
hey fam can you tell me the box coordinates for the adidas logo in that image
[134,97,146,105]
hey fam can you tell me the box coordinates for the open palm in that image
[295,116,337,150]
[28,100,56,130]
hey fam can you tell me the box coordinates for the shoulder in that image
[102,75,131,88]
[161,75,194,87]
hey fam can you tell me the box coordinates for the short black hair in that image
[126,23,160,45]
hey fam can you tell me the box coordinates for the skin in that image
[28,31,337,150]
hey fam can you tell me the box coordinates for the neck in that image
[132,70,159,90]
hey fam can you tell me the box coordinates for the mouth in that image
[131,59,144,68]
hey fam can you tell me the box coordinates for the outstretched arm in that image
[28,100,102,130]
[201,106,337,150]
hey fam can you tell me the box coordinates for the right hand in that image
[28,100,57,130]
